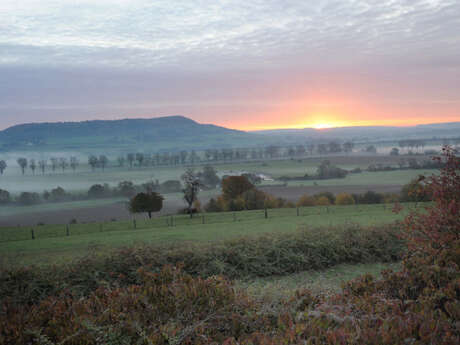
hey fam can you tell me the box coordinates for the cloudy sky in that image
[1,0,459,130]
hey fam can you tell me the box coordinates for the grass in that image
[0,197,127,217]
[0,203,414,267]
[238,262,402,298]
[283,169,437,187]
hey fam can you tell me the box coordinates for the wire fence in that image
[0,203,403,243]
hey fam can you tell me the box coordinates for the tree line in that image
[1,141,358,176]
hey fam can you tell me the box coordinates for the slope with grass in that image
[0,203,413,267]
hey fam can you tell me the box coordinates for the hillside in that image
[0,116,260,152]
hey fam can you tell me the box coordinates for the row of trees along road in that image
[6,138,457,175]
[8,157,80,175]
[7,143,356,175]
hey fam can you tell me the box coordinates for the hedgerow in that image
[0,223,404,307]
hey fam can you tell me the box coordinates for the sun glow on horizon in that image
[312,123,334,129]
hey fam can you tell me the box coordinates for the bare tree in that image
[127,153,135,168]
[117,156,126,167]
[343,142,354,153]
[0,160,7,175]
[181,168,201,218]
[59,157,68,173]
[38,160,47,175]
[50,157,58,172]
[99,155,108,171]
[317,144,327,155]
[180,150,188,164]
[295,145,306,157]
[17,158,28,175]
[190,150,199,165]
[29,159,37,175]
[88,155,98,172]
[70,157,79,173]
[135,153,144,167]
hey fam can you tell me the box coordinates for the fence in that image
[0,203,404,243]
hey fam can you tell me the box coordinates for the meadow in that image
[0,203,413,267]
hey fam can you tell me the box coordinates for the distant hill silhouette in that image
[0,116,458,153]
[0,116,258,152]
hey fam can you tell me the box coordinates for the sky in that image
[0,0,459,131]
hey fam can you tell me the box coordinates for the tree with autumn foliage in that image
[402,146,459,256]
[221,175,254,200]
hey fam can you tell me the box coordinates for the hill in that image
[0,116,260,153]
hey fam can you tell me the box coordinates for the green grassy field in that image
[239,262,401,297]
[0,197,128,217]
[0,203,414,267]
[283,169,437,187]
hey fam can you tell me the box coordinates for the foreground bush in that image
[1,266,263,345]
[0,224,404,307]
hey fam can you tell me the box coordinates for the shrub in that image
[205,198,222,212]
[313,191,335,204]
[50,186,67,201]
[193,199,202,212]
[197,165,221,188]
[17,192,40,205]
[315,195,331,206]
[227,197,245,211]
[400,178,432,202]
[88,184,108,198]
[361,190,384,204]
[335,192,355,205]
[159,180,181,193]
[0,189,11,204]
[383,193,400,203]
[0,224,404,308]
[316,160,348,179]
[297,194,316,207]
[241,188,267,210]
[117,180,137,197]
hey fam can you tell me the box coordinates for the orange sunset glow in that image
[1,1,459,131]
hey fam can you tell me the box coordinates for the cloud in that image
[0,0,459,129]
[1,0,458,69]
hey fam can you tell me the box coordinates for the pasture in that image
[0,203,414,267]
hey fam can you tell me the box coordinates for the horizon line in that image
[1,115,459,132]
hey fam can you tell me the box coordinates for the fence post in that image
[233,212,236,222]
[133,219,137,229]
[264,208,268,219]
[202,215,205,224]
[296,207,299,216]
[66,225,69,236]
[31,228,35,240]
[171,215,174,227]
[166,218,170,227]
